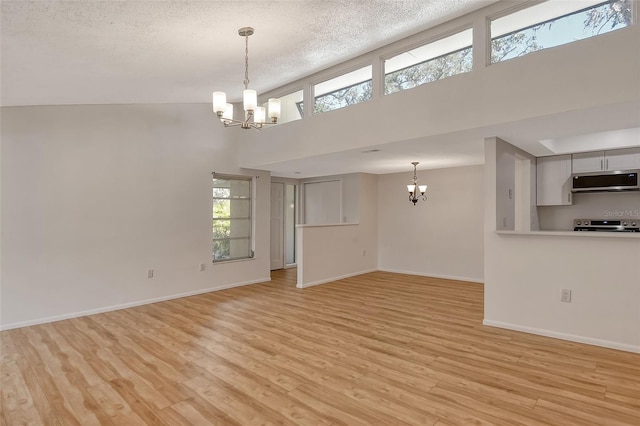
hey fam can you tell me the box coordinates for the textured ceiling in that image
[4,1,635,178]
[1,0,499,106]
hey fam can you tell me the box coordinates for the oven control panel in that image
[574,219,639,232]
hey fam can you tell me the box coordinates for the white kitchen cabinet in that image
[572,148,640,173]
[606,147,640,170]
[571,151,604,173]
[537,155,572,206]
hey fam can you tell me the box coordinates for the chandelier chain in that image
[243,33,250,89]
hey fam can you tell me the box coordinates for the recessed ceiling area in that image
[261,134,486,179]
[257,101,640,179]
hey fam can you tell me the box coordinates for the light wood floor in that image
[2,270,639,425]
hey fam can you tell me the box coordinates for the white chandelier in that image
[212,27,281,130]
[407,162,427,205]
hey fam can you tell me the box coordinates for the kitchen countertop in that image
[496,230,640,238]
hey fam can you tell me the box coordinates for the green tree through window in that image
[491,0,632,63]
[212,176,252,261]
[314,80,372,114]
[286,2,632,114]
[385,47,472,95]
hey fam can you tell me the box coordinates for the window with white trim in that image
[384,28,473,95]
[212,174,253,262]
[313,65,372,114]
[491,0,632,64]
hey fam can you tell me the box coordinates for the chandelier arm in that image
[217,117,277,129]
[223,120,244,127]
[244,109,254,127]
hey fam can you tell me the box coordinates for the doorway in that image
[270,182,296,271]
[284,184,296,266]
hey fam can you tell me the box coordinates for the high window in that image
[384,28,473,95]
[212,174,253,262]
[313,65,372,114]
[491,0,632,63]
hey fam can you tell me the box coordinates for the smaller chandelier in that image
[212,27,280,130]
[407,162,427,205]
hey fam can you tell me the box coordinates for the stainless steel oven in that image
[573,219,639,232]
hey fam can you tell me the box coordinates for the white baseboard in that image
[296,269,377,289]
[378,268,484,284]
[0,277,271,331]
[483,319,640,354]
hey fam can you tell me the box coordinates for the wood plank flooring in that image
[2,269,639,425]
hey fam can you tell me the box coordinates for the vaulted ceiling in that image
[3,1,638,178]
[1,0,498,107]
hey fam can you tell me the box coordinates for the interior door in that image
[270,182,285,270]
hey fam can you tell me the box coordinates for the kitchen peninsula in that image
[484,137,640,353]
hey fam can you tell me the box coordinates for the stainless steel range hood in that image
[571,170,640,192]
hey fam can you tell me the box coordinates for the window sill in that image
[296,222,358,228]
[213,257,256,265]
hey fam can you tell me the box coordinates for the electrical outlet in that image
[200,263,206,272]
[561,289,571,303]
[147,269,154,279]
[362,249,366,257]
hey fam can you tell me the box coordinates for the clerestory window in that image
[313,65,372,114]
[491,0,633,64]
[384,28,473,95]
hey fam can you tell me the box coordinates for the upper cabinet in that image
[606,148,640,171]
[572,148,640,173]
[537,155,572,206]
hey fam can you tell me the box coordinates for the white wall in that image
[1,103,271,329]
[377,165,484,282]
[296,173,378,287]
[484,137,640,352]
[485,233,640,352]
[296,224,372,287]
[359,173,379,267]
[495,138,539,231]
